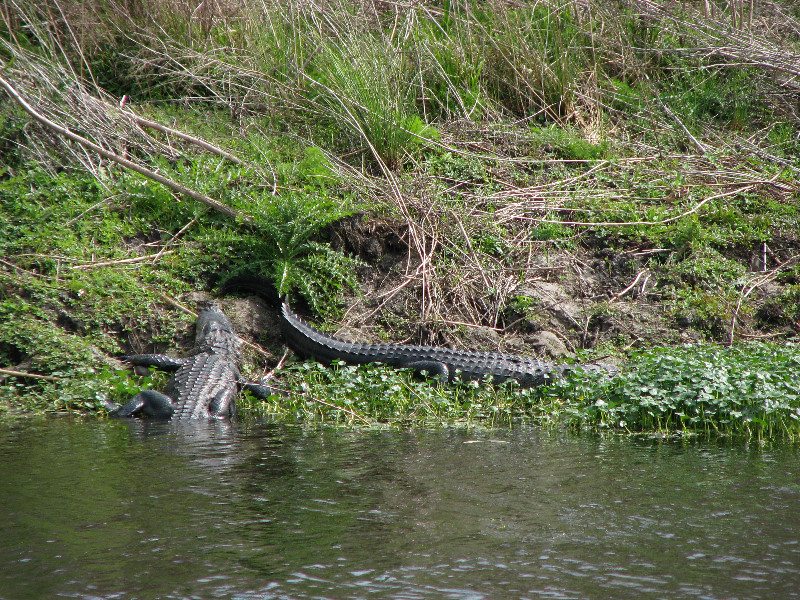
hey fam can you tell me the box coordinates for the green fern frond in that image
[199,190,360,315]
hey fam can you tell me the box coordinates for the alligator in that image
[281,301,616,387]
[219,273,616,387]
[105,304,278,419]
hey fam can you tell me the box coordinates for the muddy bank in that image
[198,214,799,371]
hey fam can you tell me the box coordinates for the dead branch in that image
[0,368,61,381]
[483,179,773,227]
[0,73,252,223]
[610,270,650,303]
[123,100,243,165]
[70,251,176,269]
[729,255,800,344]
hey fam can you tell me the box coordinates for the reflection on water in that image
[1,418,799,600]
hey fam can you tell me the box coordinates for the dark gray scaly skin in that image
[106,305,277,419]
[281,302,616,387]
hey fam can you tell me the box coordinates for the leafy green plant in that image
[0,299,108,378]
[256,359,561,427]
[664,246,747,288]
[528,218,575,246]
[525,343,800,439]
[254,341,800,439]
[426,151,488,184]
[249,341,800,436]
[202,191,360,315]
[291,146,339,188]
[666,66,760,131]
[529,124,608,160]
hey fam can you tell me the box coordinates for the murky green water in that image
[1,418,798,600]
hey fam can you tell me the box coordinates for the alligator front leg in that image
[105,389,175,419]
[241,380,282,399]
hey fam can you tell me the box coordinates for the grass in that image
[2,0,800,436]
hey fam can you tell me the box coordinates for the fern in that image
[201,191,360,315]
[280,242,361,314]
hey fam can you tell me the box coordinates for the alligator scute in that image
[281,302,617,387]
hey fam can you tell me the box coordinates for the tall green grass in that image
[17,0,795,166]
[308,26,433,170]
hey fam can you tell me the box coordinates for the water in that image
[1,418,798,600]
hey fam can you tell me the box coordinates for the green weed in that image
[279,146,340,188]
[257,360,546,427]
[199,190,360,315]
[414,6,487,120]
[666,66,762,131]
[543,344,800,439]
[529,125,608,161]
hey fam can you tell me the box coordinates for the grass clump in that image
[309,28,440,170]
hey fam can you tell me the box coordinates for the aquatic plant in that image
[245,343,800,439]
[535,343,800,439]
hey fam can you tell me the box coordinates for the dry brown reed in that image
[3,0,800,343]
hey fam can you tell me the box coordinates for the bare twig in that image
[158,294,197,318]
[487,179,772,227]
[0,368,61,381]
[610,270,649,303]
[123,101,243,165]
[729,255,800,344]
[303,392,372,425]
[70,251,176,269]
[259,349,289,381]
[64,194,120,227]
[653,86,709,154]
[0,257,48,278]
[153,217,198,265]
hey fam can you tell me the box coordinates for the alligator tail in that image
[280,301,374,365]
[218,273,281,308]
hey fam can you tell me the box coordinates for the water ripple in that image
[1,421,799,600]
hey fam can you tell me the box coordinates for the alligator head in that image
[194,303,242,361]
